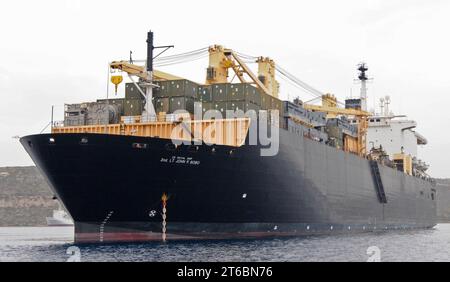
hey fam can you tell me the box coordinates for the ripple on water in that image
[1,225,450,262]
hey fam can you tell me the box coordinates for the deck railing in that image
[51,117,251,148]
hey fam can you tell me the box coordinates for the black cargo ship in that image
[20,32,437,243]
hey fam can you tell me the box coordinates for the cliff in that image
[0,166,57,226]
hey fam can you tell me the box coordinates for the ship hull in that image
[20,129,437,243]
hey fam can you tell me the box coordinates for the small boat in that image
[46,209,73,227]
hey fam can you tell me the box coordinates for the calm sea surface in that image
[1,225,450,262]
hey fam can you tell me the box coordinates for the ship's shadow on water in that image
[1,225,449,262]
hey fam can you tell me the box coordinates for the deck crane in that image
[109,31,175,117]
[205,45,280,98]
[303,94,371,157]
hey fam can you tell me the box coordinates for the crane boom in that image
[205,45,272,97]
[303,104,371,117]
[228,50,271,96]
[110,61,185,81]
[110,61,149,80]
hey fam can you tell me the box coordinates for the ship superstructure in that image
[20,31,437,243]
[365,97,430,179]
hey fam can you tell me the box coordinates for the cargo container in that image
[125,83,145,100]
[168,80,198,98]
[227,84,246,101]
[212,84,228,102]
[201,102,212,115]
[226,101,260,113]
[198,85,212,102]
[153,97,169,114]
[260,93,270,110]
[226,101,246,112]
[153,81,171,98]
[129,80,199,99]
[245,102,261,113]
[270,96,283,113]
[169,96,195,114]
[124,99,145,116]
[222,83,262,105]
[248,85,261,106]
[213,101,227,115]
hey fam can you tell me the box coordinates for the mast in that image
[357,63,369,111]
[144,31,155,117]
[146,31,154,72]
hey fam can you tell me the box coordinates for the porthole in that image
[49,138,55,144]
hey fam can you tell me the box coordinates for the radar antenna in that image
[355,62,373,111]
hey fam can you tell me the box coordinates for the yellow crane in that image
[304,94,371,157]
[110,61,185,82]
[107,31,179,117]
[109,61,186,117]
[205,45,279,97]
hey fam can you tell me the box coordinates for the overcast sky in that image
[0,0,449,177]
